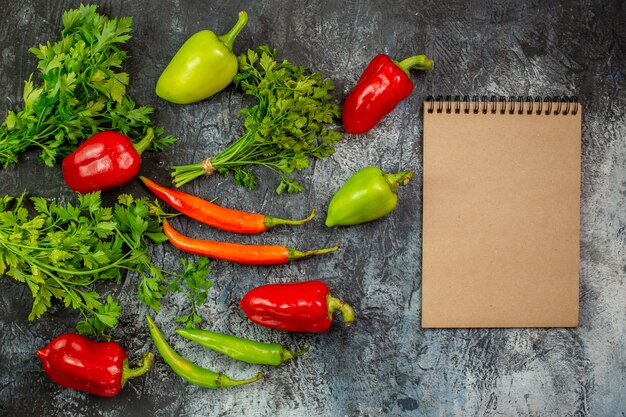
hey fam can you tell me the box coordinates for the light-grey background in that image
[0,1,624,416]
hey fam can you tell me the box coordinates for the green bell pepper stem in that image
[385,170,413,192]
[219,11,249,51]
[327,294,355,326]
[120,352,154,387]
[393,54,434,76]
[146,315,262,388]
[132,127,154,156]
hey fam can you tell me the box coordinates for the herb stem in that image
[169,45,342,192]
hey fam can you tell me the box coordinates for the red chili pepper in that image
[140,176,316,233]
[239,280,355,332]
[342,54,433,134]
[36,333,153,397]
[162,219,339,265]
[62,129,154,193]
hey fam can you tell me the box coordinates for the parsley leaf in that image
[171,46,343,192]
[0,4,175,169]
[138,257,212,328]
[76,295,121,338]
[168,258,213,328]
[0,191,211,338]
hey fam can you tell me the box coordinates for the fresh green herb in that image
[170,258,213,328]
[171,45,343,193]
[75,295,122,337]
[0,192,211,337]
[138,257,213,329]
[0,4,175,168]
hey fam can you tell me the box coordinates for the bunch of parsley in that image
[0,192,211,337]
[171,46,343,193]
[0,4,175,168]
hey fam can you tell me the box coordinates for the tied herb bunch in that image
[0,192,212,337]
[171,46,343,193]
[0,4,175,168]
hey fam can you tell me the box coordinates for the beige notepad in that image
[422,97,581,328]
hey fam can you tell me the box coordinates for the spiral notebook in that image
[421,96,581,328]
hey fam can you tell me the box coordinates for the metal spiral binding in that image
[425,95,579,115]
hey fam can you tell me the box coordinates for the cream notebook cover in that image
[422,96,581,328]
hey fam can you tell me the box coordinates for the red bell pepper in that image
[342,54,433,134]
[37,333,153,397]
[62,128,154,193]
[239,280,355,332]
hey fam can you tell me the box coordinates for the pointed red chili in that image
[342,54,433,134]
[140,176,315,234]
[162,220,339,265]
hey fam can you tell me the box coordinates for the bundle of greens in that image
[0,4,175,168]
[0,192,211,337]
[171,46,343,193]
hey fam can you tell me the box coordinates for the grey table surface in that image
[0,0,624,416]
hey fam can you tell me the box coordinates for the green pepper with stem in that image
[177,328,309,366]
[325,166,413,227]
[146,315,262,388]
[156,11,248,104]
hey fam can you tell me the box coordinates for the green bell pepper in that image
[325,166,413,227]
[156,11,248,104]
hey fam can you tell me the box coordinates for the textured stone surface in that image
[0,0,624,416]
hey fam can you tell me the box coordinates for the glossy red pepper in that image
[342,54,433,134]
[239,280,355,332]
[36,333,153,397]
[62,129,153,193]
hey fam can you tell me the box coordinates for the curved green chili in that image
[146,315,262,388]
[176,328,309,366]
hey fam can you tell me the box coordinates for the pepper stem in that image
[216,371,263,388]
[121,351,155,387]
[133,128,155,156]
[288,242,340,261]
[218,11,249,51]
[384,170,413,193]
[264,208,316,229]
[327,294,355,326]
[394,54,434,76]
[281,343,311,363]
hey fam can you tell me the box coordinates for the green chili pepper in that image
[177,328,310,366]
[146,315,262,388]
[325,166,413,227]
[155,11,248,104]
